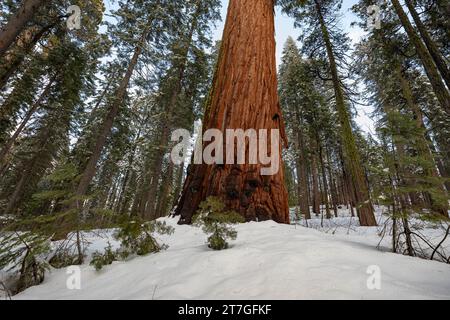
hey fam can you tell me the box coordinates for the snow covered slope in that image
[13,216,450,300]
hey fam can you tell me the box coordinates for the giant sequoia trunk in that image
[174,0,290,224]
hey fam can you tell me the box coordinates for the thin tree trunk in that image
[311,147,321,216]
[171,162,185,209]
[174,0,289,224]
[0,75,54,168]
[0,0,45,56]
[396,64,448,216]
[325,145,339,217]
[116,129,141,214]
[392,0,450,115]
[315,0,376,226]
[4,124,50,214]
[71,28,150,211]
[155,161,174,217]
[404,0,450,88]
[0,18,61,90]
[293,109,310,219]
[142,4,200,220]
[318,139,331,219]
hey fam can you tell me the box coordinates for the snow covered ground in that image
[10,207,450,300]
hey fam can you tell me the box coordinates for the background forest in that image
[0,0,449,297]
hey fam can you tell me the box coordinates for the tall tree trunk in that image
[404,0,450,88]
[392,0,450,115]
[155,161,174,218]
[311,149,321,216]
[317,139,331,219]
[4,125,50,214]
[293,109,310,219]
[0,18,60,90]
[115,129,141,214]
[142,4,201,220]
[396,65,449,217]
[325,145,338,217]
[315,0,376,226]
[0,75,54,169]
[174,0,290,224]
[71,29,150,211]
[0,0,45,56]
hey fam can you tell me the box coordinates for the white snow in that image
[12,207,450,300]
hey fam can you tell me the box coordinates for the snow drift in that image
[12,214,450,300]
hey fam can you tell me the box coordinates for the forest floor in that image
[6,206,450,300]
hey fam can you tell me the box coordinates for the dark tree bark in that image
[311,148,321,216]
[404,0,450,88]
[0,0,45,56]
[392,0,450,115]
[315,0,376,226]
[0,18,62,90]
[0,75,55,169]
[70,29,150,213]
[141,3,201,220]
[174,0,290,224]
[396,64,448,217]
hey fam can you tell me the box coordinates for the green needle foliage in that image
[90,219,174,271]
[0,232,51,294]
[193,197,244,250]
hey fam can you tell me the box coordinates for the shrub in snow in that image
[193,197,244,250]
[115,219,174,258]
[90,243,116,271]
[90,220,174,271]
[0,232,51,294]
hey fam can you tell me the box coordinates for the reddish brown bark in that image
[174,0,289,224]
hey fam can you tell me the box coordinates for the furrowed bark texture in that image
[175,0,290,224]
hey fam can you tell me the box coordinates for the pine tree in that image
[280,0,377,226]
